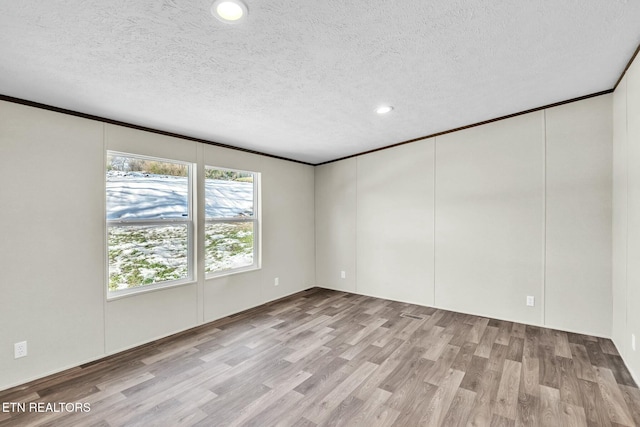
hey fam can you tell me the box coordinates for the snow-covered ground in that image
[107,173,254,290]
[107,171,253,220]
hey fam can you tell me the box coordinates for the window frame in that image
[106,151,195,298]
[204,165,260,278]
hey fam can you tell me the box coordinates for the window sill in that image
[106,279,197,301]
[205,265,261,281]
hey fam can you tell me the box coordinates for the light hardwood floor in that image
[1,288,639,426]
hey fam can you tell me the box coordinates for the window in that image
[205,166,259,276]
[106,152,193,295]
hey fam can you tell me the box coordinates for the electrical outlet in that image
[526,296,535,307]
[633,334,636,352]
[14,341,27,359]
[341,271,346,279]
[274,277,279,287]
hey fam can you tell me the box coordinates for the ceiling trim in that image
[315,89,613,166]
[0,94,314,166]
[614,41,640,90]
[0,84,622,167]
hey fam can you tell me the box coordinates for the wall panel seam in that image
[102,122,107,356]
[542,109,547,326]
[625,77,630,338]
[433,137,437,306]
[355,158,359,294]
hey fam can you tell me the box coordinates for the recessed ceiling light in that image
[212,0,248,23]
[375,105,394,115]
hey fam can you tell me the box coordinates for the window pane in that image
[205,222,254,274]
[205,168,254,218]
[108,225,189,291]
[107,155,189,220]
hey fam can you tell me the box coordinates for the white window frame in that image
[106,151,195,298]
[205,166,260,278]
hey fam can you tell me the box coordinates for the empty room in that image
[2,1,640,426]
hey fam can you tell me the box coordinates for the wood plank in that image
[320,395,365,427]
[595,367,635,426]
[226,370,312,427]
[523,326,540,358]
[417,369,465,426]
[459,355,489,392]
[423,332,454,361]
[516,393,539,427]
[538,343,559,389]
[555,331,573,359]
[599,338,620,356]
[466,368,502,426]
[558,356,582,406]
[493,359,522,420]
[450,341,478,372]
[243,391,305,427]
[343,387,391,426]
[511,322,526,338]
[585,340,611,369]
[487,343,509,374]
[578,378,612,427]
[467,318,491,344]
[506,336,524,362]
[345,317,389,345]
[490,414,515,426]
[475,326,500,358]
[440,387,476,426]
[379,346,427,392]
[539,385,561,427]
[423,344,461,386]
[570,343,597,382]
[520,354,540,397]
[495,320,513,346]
[608,355,638,387]
[558,402,588,427]
[304,361,378,424]
[621,385,640,427]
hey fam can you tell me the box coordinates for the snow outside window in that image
[106,152,193,296]
[205,166,259,276]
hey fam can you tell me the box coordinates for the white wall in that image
[0,101,316,390]
[314,158,357,292]
[545,96,612,336]
[316,94,613,335]
[626,52,640,384]
[202,143,316,322]
[435,113,544,325]
[613,51,640,383]
[612,75,628,354]
[0,102,105,391]
[357,139,435,306]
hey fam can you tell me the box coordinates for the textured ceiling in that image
[1,1,639,164]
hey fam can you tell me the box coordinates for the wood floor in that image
[1,288,639,426]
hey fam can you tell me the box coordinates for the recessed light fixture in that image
[375,105,394,115]
[212,0,248,23]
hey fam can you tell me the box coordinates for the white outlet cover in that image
[274,277,279,286]
[14,341,27,359]
[526,296,535,307]
[341,271,346,279]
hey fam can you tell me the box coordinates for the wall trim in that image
[0,86,622,168]
[316,90,612,165]
[614,42,640,90]
[0,94,314,167]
